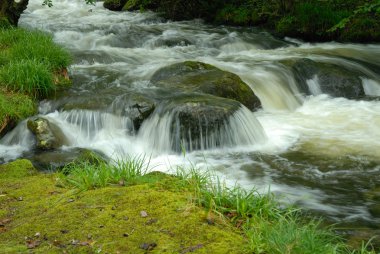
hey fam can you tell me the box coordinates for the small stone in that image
[123,216,129,221]
[34,232,41,238]
[145,218,158,225]
[140,242,157,251]
[67,198,74,203]
[17,197,23,201]
[60,229,69,234]
[99,225,104,228]
[123,233,129,237]
[87,234,92,240]
[140,211,148,218]
[70,239,79,245]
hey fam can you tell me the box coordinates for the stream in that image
[2,0,380,241]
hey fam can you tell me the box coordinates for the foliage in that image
[119,0,379,42]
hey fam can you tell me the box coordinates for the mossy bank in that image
[0,27,72,137]
[106,0,380,43]
[0,159,377,253]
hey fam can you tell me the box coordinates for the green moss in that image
[0,159,37,179]
[0,90,37,133]
[0,167,246,253]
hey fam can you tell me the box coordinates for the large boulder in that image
[146,94,242,152]
[289,58,365,99]
[27,117,69,150]
[151,61,261,111]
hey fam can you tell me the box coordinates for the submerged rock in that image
[28,148,108,171]
[289,58,365,99]
[151,61,261,111]
[27,117,68,150]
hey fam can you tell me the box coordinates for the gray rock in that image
[27,117,68,150]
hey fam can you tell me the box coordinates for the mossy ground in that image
[0,160,246,253]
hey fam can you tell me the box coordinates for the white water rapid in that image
[1,0,380,231]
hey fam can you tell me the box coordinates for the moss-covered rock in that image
[27,117,69,150]
[103,0,128,11]
[122,0,160,11]
[287,58,365,99]
[0,159,36,179]
[28,148,108,171]
[151,61,261,111]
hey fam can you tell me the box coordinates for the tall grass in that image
[0,60,55,98]
[0,28,71,71]
[0,28,72,99]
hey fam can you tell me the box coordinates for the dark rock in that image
[27,117,69,150]
[110,92,156,130]
[151,61,261,111]
[289,58,365,99]
[156,94,241,152]
[28,148,108,171]
[103,0,128,11]
[140,242,157,251]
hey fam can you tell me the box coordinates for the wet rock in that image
[151,61,261,111]
[288,58,365,99]
[110,92,156,130]
[155,94,241,152]
[27,117,69,150]
[28,148,108,171]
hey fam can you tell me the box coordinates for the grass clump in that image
[0,60,54,98]
[59,155,151,190]
[0,28,71,71]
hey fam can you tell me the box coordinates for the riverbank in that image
[0,27,71,137]
[0,158,376,253]
[107,0,380,43]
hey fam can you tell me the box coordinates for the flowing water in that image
[2,0,380,239]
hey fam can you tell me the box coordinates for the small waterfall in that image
[306,75,322,96]
[362,78,380,96]
[138,106,267,153]
[0,121,35,163]
[49,110,134,145]
[240,66,303,112]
